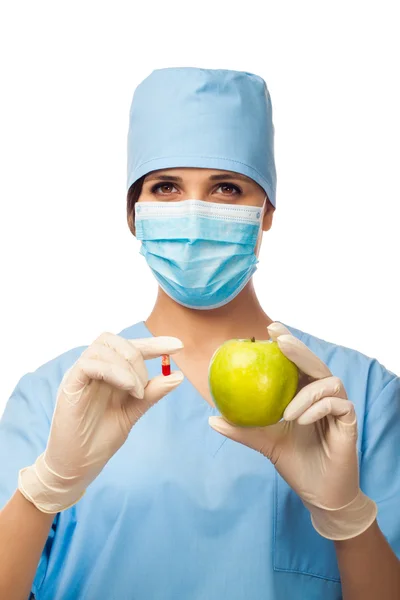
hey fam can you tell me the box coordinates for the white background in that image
[1,1,399,416]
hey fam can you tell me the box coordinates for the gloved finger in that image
[93,333,149,385]
[128,337,184,360]
[208,416,285,462]
[267,322,292,341]
[141,371,184,405]
[284,376,348,421]
[296,397,356,426]
[83,343,148,393]
[83,342,148,388]
[276,335,332,380]
[63,358,145,404]
[125,371,184,424]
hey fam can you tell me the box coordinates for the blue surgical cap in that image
[127,67,277,207]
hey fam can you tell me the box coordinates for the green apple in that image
[208,337,299,427]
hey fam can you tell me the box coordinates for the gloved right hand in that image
[18,332,184,514]
[209,323,377,541]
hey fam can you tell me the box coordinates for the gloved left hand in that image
[209,322,377,541]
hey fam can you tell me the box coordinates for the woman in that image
[0,67,399,600]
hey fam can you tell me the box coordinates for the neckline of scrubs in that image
[137,320,227,456]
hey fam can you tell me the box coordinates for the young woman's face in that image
[138,167,268,207]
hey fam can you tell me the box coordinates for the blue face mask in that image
[135,199,265,310]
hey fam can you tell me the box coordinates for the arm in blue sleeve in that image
[0,371,56,597]
[360,374,400,556]
[0,372,53,508]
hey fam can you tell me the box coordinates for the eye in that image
[151,182,178,195]
[216,183,242,195]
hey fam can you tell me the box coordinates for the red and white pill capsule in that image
[161,354,171,376]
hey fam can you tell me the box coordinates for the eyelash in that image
[150,182,242,195]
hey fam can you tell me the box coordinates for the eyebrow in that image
[144,172,251,183]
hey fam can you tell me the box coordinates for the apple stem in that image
[251,337,255,342]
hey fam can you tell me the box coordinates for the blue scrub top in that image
[1,321,399,600]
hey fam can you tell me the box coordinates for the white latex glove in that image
[19,332,184,514]
[209,322,377,541]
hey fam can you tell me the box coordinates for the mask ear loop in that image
[254,195,267,255]
[261,195,267,217]
[260,195,268,231]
